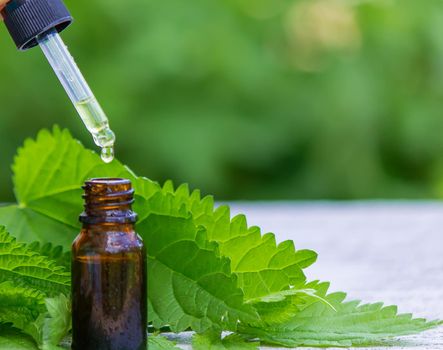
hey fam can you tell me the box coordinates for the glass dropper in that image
[37,28,115,163]
[2,0,116,163]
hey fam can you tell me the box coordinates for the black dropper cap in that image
[1,0,72,51]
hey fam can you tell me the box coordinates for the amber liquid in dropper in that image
[71,179,146,350]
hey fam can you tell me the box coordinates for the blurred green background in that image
[2,0,443,200]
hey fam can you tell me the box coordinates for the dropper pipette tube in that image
[37,28,115,163]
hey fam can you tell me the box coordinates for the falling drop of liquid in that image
[101,146,114,163]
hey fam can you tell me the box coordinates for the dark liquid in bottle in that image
[72,253,146,350]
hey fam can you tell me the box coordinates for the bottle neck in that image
[79,178,138,225]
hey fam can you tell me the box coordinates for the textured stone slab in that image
[172,202,443,349]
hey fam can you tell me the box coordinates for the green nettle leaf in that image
[0,226,70,297]
[0,127,441,347]
[0,228,71,349]
[26,243,71,271]
[142,214,258,331]
[0,128,131,248]
[145,180,318,301]
[240,281,443,347]
[181,195,318,300]
[0,282,46,336]
[0,325,39,350]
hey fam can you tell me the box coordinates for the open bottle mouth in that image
[86,178,129,185]
[80,178,137,224]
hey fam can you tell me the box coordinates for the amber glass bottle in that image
[72,178,147,350]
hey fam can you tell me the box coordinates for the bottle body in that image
[72,179,146,350]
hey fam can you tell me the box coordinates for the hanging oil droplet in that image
[101,146,114,163]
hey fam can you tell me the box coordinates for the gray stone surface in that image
[173,202,443,349]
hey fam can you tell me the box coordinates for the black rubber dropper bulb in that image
[2,0,72,50]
